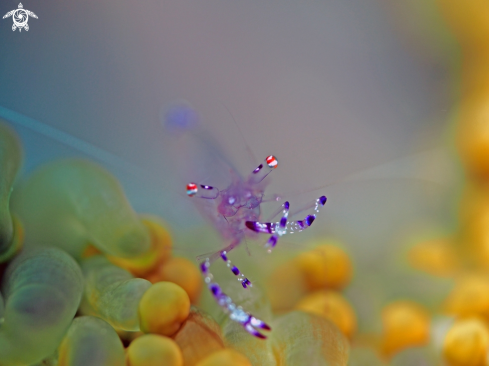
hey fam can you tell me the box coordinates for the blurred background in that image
[0,0,458,228]
[0,0,464,361]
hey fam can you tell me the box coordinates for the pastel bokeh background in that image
[0,1,473,364]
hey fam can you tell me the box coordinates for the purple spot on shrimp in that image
[231,266,240,275]
[210,284,221,296]
[305,215,315,226]
[251,317,271,330]
[220,252,228,261]
[280,217,287,228]
[201,184,213,190]
[245,221,273,234]
[253,164,263,173]
[241,278,251,288]
[200,262,208,273]
[267,235,278,247]
[319,196,327,205]
[245,221,258,231]
[245,323,267,339]
[296,220,305,229]
[284,201,290,210]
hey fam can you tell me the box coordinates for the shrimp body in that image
[217,185,261,237]
[189,168,271,245]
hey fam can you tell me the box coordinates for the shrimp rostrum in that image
[187,154,327,339]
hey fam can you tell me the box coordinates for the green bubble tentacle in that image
[0,247,83,366]
[81,255,151,331]
[12,159,150,258]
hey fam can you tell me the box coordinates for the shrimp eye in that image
[186,183,198,197]
[266,155,278,169]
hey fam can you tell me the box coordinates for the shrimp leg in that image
[196,240,253,289]
[245,195,327,252]
[198,240,271,339]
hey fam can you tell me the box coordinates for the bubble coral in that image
[80,255,152,331]
[408,238,458,277]
[138,281,191,336]
[146,256,203,303]
[126,334,183,366]
[271,311,350,366]
[444,275,489,319]
[295,290,357,339]
[296,242,353,291]
[456,92,489,180]
[12,159,151,259]
[266,259,308,312]
[0,120,23,263]
[0,247,83,365]
[425,1,489,364]
[267,241,353,312]
[58,316,125,366]
[0,125,266,365]
[171,306,225,365]
[380,301,430,357]
[443,318,489,366]
[195,348,252,366]
[107,215,172,277]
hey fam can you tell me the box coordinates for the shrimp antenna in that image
[0,105,148,178]
[279,147,450,199]
[218,102,257,165]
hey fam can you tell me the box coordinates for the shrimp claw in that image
[200,258,271,339]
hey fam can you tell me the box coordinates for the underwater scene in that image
[0,0,487,365]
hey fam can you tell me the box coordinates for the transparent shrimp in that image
[161,101,329,338]
[187,155,327,339]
